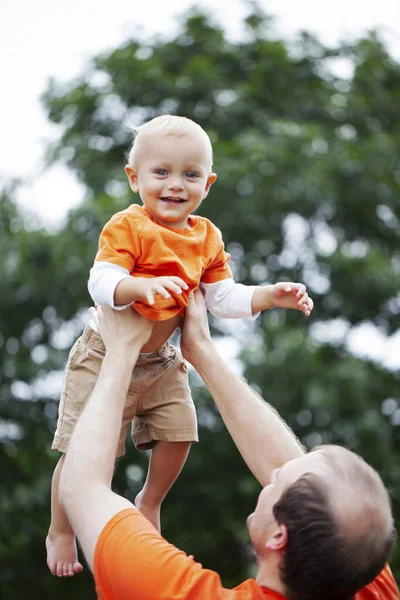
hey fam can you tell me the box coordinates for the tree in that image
[1,5,400,597]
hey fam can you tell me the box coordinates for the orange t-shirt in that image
[354,565,399,600]
[94,509,399,600]
[94,204,232,321]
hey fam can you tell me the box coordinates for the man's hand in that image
[181,291,211,365]
[252,282,314,317]
[135,276,188,305]
[89,305,154,354]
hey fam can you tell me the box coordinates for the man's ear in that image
[203,172,217,198]
[265,523,288,552]
[125,165,139,193]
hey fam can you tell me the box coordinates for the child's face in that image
[125,133,216,229]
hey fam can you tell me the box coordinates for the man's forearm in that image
[191,341,305,487]
[62,351,138,492]
[58,306,154,571]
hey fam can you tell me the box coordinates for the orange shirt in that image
[354,565,399,600]
[94,204,232,321]
[94,509,399,600]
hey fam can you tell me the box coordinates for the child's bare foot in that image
[135,491,161,532]
[46,531,83,577]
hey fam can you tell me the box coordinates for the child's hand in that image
[135,276,189,305]
[270,282,313,317]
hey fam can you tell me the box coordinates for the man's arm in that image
[59,306,154,571]
[181,292,305,488]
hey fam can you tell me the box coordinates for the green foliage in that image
[2,5,400,596]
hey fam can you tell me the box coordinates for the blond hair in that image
[127,115,213,169]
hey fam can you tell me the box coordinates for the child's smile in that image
[160,196,186,204]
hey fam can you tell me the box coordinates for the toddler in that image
[46,115,313,577]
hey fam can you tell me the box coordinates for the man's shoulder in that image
[95,509,283,600]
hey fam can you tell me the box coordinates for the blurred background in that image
[1,0,400,596]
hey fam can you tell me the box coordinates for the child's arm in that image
[201,279,313,319]
[201,223,313,319]
[89,262,187,308]
[114,274,187,306]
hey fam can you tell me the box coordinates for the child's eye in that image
[186,172,198,179]
[155,169,168,176]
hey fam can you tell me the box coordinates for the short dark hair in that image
[273,473,396,600]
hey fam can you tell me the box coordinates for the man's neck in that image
[256,557,286,597]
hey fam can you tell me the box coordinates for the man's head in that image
[247,445,396,600]
[125,115,216,229]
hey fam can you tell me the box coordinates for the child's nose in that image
[167,177,184,190]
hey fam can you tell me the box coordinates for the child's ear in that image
[125,165,139,193]
[203,172,217,198]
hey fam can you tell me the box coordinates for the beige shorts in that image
[52,326,198,457]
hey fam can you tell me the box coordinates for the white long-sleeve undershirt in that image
[88,262,259,320]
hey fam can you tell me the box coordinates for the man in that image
[59,293,399,599]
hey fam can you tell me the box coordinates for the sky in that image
[1,0,400,225]
[1,0,400,369]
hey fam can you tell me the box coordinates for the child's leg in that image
[46,454,83,577]
[135,441,191,532]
